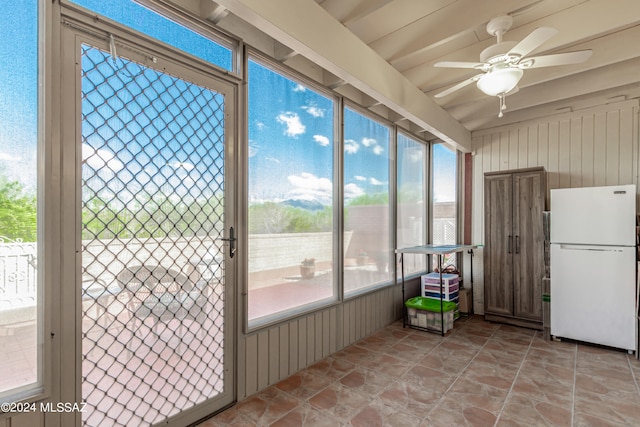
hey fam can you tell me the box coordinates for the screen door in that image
[68,31,236,426]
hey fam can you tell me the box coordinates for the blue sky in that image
[247,60,396,205]
[1,0,456,203]
[248,60,335,205]
[0,0,38,191]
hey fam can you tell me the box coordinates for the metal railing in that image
[0,237,37,310]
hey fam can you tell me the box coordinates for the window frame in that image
[430,141,460,270]
[244,49,342,332]
[60,0,242,77]
[396,130,430,280]
[0,0,50,406]
[342,101,396,299]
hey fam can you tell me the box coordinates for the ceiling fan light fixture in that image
[476,67,523,97]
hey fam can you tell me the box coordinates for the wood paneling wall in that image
[0,412,44,426]
[470,100,640,314]
[236,284,403,399]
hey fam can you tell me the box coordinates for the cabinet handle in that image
[508,235,512,253]
[515,235,520,254]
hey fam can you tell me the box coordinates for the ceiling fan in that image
[433,16,592,117]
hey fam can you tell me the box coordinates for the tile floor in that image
[197,315,640,427]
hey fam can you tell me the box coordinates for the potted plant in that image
[375,251,388,273]
[300,258,315,279]
[356,249,369,266]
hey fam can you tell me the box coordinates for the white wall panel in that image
[470,100,639,314]
[279,324,289,379]
[288,321,299,374]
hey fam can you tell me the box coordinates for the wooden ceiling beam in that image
[212,0,472,151]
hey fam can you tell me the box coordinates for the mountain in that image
[280,199,325,211]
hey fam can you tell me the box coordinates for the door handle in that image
[508,235,512,254]
[219,226,237,258]
[515,235,519,254]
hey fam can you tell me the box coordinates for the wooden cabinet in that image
[484,167,546,329]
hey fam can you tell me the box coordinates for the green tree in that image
[248,202,333,234]
[0,173,37,241]
[347,192,388,206]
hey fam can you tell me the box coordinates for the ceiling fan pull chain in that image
[498,94,505,118]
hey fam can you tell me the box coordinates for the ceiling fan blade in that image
[434,61,485,69]
[434,74,483,98]
[519,50,592,68]
[508,27,558,58]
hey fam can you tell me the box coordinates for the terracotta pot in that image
[300,265,315,279]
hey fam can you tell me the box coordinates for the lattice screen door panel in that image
[80,43,231,426]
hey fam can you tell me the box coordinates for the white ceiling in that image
[184,0,640,146]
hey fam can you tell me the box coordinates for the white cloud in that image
[313,134,330,146]
[373,145,384,155]
[354,175,367,181]
[248,142,259,158]
[302,104,325,118]
[344,183,364,200]
[293,84,306,92]
[277,112,305,138]
[344,139,359,154]
[169,161,195,171]
[406,147,423,162]
[362,137,376,147]
[0,152,20,161]
[266,157,281,164]
[370,177,386,186]
[286,172,332,203]
[82,144,124,171]
[255,121,266,131]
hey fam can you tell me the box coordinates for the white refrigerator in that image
[550,184,637,352]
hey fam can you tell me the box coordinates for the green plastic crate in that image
[405,296,455,332]
[405,296,456,312]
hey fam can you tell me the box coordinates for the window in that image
[397,133,427,276]
[343,107,392,296]
[0,0,42,401]
[247,58,336,327]
[69,0,235,72]
[432,143,458,269]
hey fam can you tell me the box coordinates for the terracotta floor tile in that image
[360,352,413,378]
[498,392,572,427]
[445,377,510,415]
[332,343,377,365]
[234,387,300,425]
[305,356,355,380]
[433,396,498,427]
[573,412,631,427]
[416,350,475,375]
[270,403,343,427]
[385,341,435,362]
[402,329,445,346]
[574,391,640,424]
[200,317,640,427]
[351,397,423,427]
[274,371,331,400]
[338,366,395,397]
[307,382,370,421]
[354,334,397,353]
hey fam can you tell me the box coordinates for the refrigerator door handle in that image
[508,235,512,254]
[515,235,519,254]
[557,244,628,252]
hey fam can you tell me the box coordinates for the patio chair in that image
[82,273,124,330]
[116,264,211,353]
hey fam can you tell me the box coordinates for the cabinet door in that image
[484,174,513,316]
[512,170,545,321]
